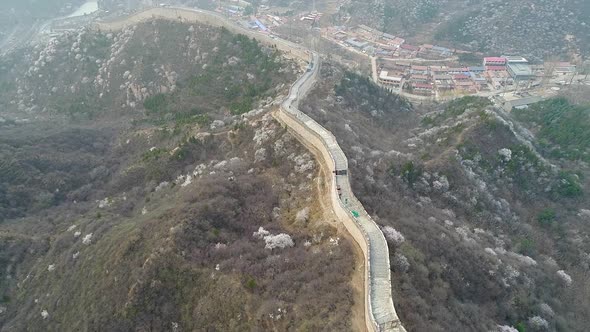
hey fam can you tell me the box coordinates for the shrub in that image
[400,161,422,187]
[528,316,549,329]
[556,270,572,286]
[393,253,410,273]
[537,208,556,226]
[264,233,294,250]
[513,98,590,162]
[382,226,405,245]
[458,52,483,65]
[295,207,310,223]
[441,96,491,120]
[553,171,582,198]
[245,277,257,290]
[143,93,168,114]
[421,116,435,127]
[518,238,535,256]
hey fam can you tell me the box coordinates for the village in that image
[322,24,586,102]
[44,0,590,107]
[210,2,587,104]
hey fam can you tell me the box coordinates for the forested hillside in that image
[0,22,358,330]
[335,0,590,59]
[302,62,590,331]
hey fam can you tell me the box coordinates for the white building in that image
[378,71,403,87]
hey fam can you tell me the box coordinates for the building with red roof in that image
[483,57,506,66]
[412,83,433,89]
[486,66,506,71]
[447,67,469,74]
[389,37,405,47]
[430,66,448,74]
[409,82,434,95]
[400,44,420,51]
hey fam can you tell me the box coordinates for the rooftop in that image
[411,74,429,80]
[358,24,376,33]
[547,62,577,72]
[503,96,543,110]
[392,62,411,68]
[390,37,405,45]
[434,74,452,80]
[412,83,433,89]
[508,63,533,77]
[502,55,528,63]
[432,45,452,52]
[448,67,469,72]
[550,62,574,67]
[379,71,402,81]
[456,81,474,86]
[401,44,420,51]
[484,57,506,63]
[345,38,369,48]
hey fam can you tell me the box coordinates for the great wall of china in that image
[96,8,405,331]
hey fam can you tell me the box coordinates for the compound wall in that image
[276,56,405,332]
[273,109,376,332]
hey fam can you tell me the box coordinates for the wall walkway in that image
[277,52,406,332]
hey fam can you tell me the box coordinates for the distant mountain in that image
[336,0,590,60]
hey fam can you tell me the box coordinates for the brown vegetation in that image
[301,61,590,331]
[0,22,358,331]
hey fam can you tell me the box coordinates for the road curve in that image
[94,7,405,331]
